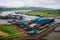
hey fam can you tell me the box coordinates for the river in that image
[0,10,40,24]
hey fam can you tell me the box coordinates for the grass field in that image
[0,25,18,34]
[0,25,27,39]
[23,10,59,16]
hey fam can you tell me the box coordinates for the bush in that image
[0,36,5,40]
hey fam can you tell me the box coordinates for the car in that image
[27,29,37,35]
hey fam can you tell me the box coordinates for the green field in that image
[0,25,18,34]
[0,25,27,40]
[23,10,60,16]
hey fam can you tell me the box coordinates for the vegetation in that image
[0,34,26,40]
[0,36,5,40]
[0,25,18,34]
[6,34,26,39]
[23,10,60,16]
[0,25,27,40]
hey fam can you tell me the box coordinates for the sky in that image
[0,0,60,9]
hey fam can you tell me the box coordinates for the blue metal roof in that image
[32,18,46,22]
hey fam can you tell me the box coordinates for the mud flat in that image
[43,32,60,40]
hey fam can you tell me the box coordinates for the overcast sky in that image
[0,0,60,9]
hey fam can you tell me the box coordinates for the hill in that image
[0,6,53,11]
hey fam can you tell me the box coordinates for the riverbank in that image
[22,10,59,17]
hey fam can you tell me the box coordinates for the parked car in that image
[27,29,37,35]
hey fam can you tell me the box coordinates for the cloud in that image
[0,0,60,9]
[0,0,25,7]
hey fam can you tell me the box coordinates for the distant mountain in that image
[0,6,8,8]
[18,7,53,10]
[0,6,54,11]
